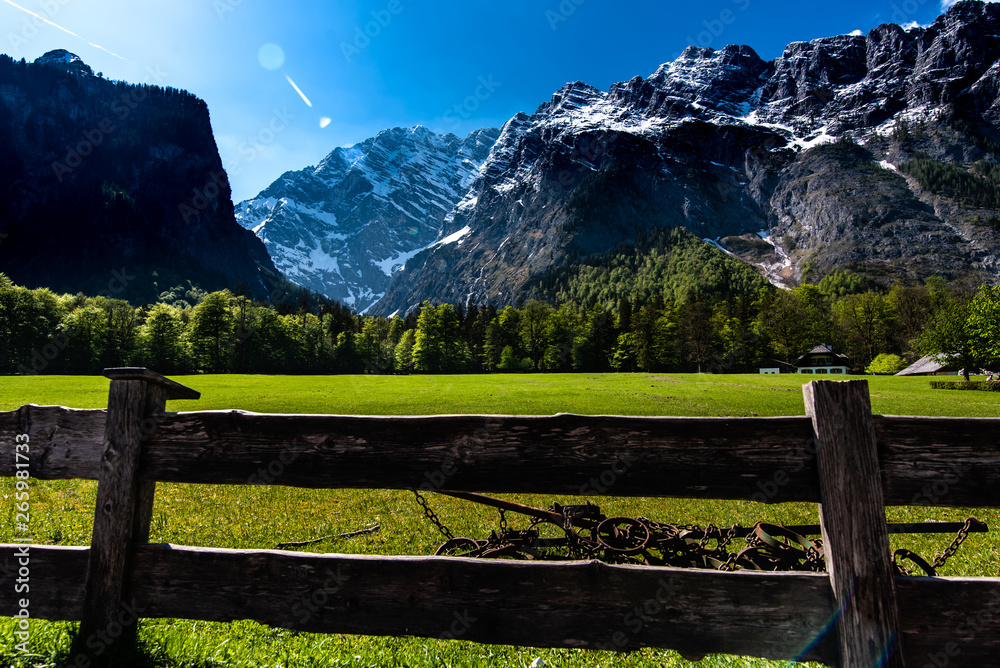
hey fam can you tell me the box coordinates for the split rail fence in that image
[2,368,1000,667]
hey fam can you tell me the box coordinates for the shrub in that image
[930,380,1000,391]
[866,353,907,375]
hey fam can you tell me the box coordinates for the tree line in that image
[3,271,999,376]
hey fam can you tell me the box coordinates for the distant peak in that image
[34,49,94,76]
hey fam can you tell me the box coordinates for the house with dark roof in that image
[794,345,850,375]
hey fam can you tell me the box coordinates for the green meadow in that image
[2,373,999,667]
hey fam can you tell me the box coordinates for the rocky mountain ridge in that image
[372,1,1000,314]
[235,126,499,311]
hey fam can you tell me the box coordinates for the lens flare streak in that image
[1,0,126,60]
[284,74,313,108]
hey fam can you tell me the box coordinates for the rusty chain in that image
[417,492,983,576]
[932,517,983,570]
[412,489,454,541]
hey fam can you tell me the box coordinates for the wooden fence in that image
[2,368,1000,667]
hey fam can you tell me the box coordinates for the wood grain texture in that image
[138,412,820,500]
[103,368,201,401]
[875,416,1000,508]
[72,380,156,664]
[896,576,1000,667]
[0,405,105,479]
[6,406,1000,512]
[125,543,837,662]
[805,380,903,668]
[0,545,89,621]
[6,543,1000,667]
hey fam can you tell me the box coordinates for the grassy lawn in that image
[1,373,998,667]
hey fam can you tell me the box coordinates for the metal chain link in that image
[932,517,976,571]
[412,489,454,541]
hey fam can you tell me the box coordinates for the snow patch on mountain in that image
[236,126,499,311]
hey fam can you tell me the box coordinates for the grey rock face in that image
[236,126,499,311]
[371,2,1000,314]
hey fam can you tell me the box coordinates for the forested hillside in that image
[4,270,998,377]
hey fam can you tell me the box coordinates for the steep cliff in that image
[0,50,280,302]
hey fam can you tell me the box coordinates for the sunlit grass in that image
[1,373,998,666]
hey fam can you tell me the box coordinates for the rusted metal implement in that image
[418,490,987,576]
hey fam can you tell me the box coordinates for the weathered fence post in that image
[70,368,199,666]
[804,380,905,668]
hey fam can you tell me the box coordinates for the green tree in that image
[100,298,140,368]
[920,299,979,381]
[837,291,894,369]
[358,317,394,373]
[140,303,188,374]
[395,329,416,373]
[520,300,552,371]
[0,282,64,373]
[188,291,235,372]
[967,286,1000,371]
[59,304,106,374]
[757,289,810,364]
[412,303,470,372]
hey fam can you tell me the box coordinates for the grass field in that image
[2,373,999,667]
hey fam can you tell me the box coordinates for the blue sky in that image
[0,0,972,201]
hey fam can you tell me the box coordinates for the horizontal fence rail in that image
[2,543,999,666]
[4,405,1000,507]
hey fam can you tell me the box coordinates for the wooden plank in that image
[0,406,105,479]
[4,544,999,667]
[71,379,160,665]
[123,543,837,662]
[6,406,1000,509]
[805,380,903,668]
[138,412,821,500]
[876,416,1000,508]
[103,368,201,401]
[0,545,89,621]
[897,576,1000,667]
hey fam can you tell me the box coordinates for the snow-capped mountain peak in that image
[235,126,499,310]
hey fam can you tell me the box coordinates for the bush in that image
[866,353,907,375]
[930,380,1000,391]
